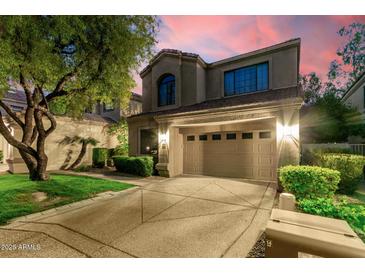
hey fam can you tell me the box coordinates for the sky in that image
[134,15,365,94]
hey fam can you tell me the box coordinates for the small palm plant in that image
[59,136,99,170]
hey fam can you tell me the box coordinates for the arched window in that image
[158,74,175,107]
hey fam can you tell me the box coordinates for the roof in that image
[129,86,302,119]
[140,38,301,77]
[3,89,27,104]
[341,71,365,101]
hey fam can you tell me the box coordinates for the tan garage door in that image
[183,130,276,180]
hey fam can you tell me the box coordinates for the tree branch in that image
[0,110,38,158]
[0,100,25,128]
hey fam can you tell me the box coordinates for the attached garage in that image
[183,128,277,181]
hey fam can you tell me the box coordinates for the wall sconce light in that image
[278,123,299,140]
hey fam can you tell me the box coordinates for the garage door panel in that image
[183,130,276,180]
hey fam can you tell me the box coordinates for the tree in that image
[59,136,99,170]
[0,16,158,180]
[301,91,364,143]
[328,23,365,93]
[107,118,129,156]
[299,72,323,104]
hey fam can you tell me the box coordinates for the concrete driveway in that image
[0,175,276,258]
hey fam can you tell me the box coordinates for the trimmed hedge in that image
[113,156,154,177]
[279,165,340,200]
[315,153,365,195]
[92,147,108,168]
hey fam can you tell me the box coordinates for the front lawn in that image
[0,173,134,225]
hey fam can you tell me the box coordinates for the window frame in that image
[226,133,237,140]
[212,133,221,141]
[199,134,208,141]
[138,127,158,155]
[242,132,253,139]
[224,62,269,97]
[158,74,176,107]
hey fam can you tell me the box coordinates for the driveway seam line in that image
[220,183,270,258]
[113,182,213,242]
[145,208,254,224]
[143,189,256,209]
[16,221,138,258]
[0,227,90,258]
[212,182,258,208]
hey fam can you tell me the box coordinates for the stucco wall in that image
[140,44,299,112]
[7,116,118,173]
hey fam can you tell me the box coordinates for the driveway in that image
[0,175,276,258]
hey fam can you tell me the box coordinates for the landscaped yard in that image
[0,173,134,225]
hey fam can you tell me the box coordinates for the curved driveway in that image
[0,175,276,258]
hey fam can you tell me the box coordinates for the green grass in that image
[0,173,134,225]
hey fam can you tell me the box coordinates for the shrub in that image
[113,156,153,177]
[298,198,365,242]
[301,147,352,165]
[73,164,92,172]
[92,148,108,168]
[0,150,3,163]
[279,165,340,200]
[316,153,365,195]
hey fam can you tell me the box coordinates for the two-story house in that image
[127,38,303,181]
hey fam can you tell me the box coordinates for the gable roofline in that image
[139,38,301,78]
[341,71,365,102]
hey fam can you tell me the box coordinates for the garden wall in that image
[4,115,118,173]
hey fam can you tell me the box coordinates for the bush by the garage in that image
[113,156,154,177]
[279,165,340,200]
[92,147,108,168]
[316,153,365,195]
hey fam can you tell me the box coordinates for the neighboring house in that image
[341,72,365,143]
[0,89,142,172]
[127,38,303,181]
[342,72,365,116]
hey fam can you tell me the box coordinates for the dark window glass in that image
[199,135,208,141]
[224,62,269,96]
[226,133,236,140]
[242,132,253,139]
[259,131,271,139]
[187,135,195,141]
[140,128,158,155]
[158,74,175,107]
[212,134,221,140]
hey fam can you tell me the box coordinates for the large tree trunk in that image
[67,141,88,170]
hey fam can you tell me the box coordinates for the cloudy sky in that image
[134,15,365,94]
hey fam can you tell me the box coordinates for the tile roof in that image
[129,86,302,118]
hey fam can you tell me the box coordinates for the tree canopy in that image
[0,16,159,180]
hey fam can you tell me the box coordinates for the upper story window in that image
[158,74,176,107]
[224,62,269,96]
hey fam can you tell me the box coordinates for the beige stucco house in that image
[0,90,142,173]
[128,38,303,181]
